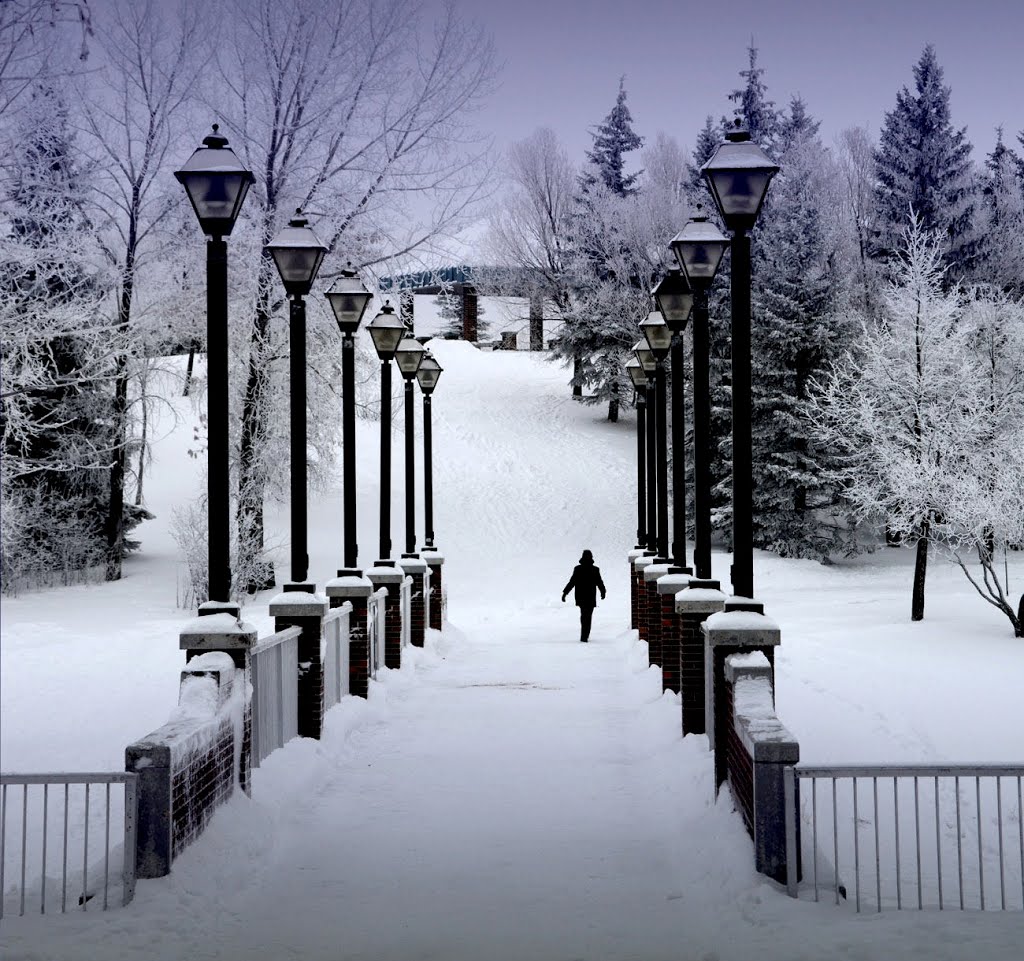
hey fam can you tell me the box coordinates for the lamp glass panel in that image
[394,337,425,375]
[706,169,773,218]
[270,247,326,287]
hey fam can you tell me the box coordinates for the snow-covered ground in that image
[2,341,1023,959]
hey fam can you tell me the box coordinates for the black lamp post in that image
[367,302,406,562]
[633,340,658,555]
[174,124,254,606]
[625,356,647,550]
[652,268,694,571]
[394,334,426,557]
[265,210,328,588]
[640,311,672,562]
[415,352,443,548]
[325,264,373,572]
[670,208,729,585]
[701,120,778,605]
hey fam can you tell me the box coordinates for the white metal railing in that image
[323,603,352,710]
[400,576,412,650]
[367,588,386,679]
[786,764,1024,912]
[0,773,138,919]
[423,565,431,637]
[250,625,300,768]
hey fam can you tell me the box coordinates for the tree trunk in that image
[183,344,195,397]
[135,364,148,507]
[607,383,619,423]
[572,356,582,398]
[911,522,929,621]
[885,525,903,547]
[236,280,276,594]
[1016,594,1023,638]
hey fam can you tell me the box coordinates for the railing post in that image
[268,589,330,740]
[785,764,799,898]
[326,571,373,698]
[366,563,406,669]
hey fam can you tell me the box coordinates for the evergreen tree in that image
[726,44,781,155]
[873,45,976,277]
[580,78,644,197]
[777,95,820,155]
[975,128,1024,295]
[434,289,488,339]
[688,114,720,192]
[750,124,855,559]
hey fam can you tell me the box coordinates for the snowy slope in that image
[2,341,1024,960]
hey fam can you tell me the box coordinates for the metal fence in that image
[786,764,1024,912]
[323,603,352,711]
[250,625,300,768]
[0,773,138,919]
[367,588,386,680]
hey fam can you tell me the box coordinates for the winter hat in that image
[580,549,594,564]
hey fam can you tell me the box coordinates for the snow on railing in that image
[400,576,412,651]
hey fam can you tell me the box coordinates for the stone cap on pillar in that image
[676,587,727,614]
[325,574,373,599]
[198,599,241,619]
[627,548,647,562]
[179,612,258,651]
[643,563,672,583]
[366,565,405,586]
[421,549,445,566]
[633,555,655,573]
[724,650,773,684]
[398,556,428,574]
[268,592,329,618]
[656,573,691,595]
[702,608,781,648]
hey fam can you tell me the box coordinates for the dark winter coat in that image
[562,556,606,609]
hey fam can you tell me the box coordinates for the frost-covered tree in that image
[811,217,972,621]
[0,84,117,590]
[579,77,644,197]
[974,128,1024,295]
[209,0,496,589]
[749,114,855,560]
[726,44,781,156]
[80,0,201,579]
[873,45,976,277]
[931,288,1024,636]
[687,115,719,194]
[836,125,883,319]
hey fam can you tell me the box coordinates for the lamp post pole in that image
[415,353,442,548]
[394,335,425,556]
[625,357,648,549]
[671,208,729,586]
[634,341,658,555]
[174,125,254,605]
[207,235,230,601]
[690,283,713,580]
[266,210,328,587]
[700,121,778,605]
[654,355,669,561]
[325,264,373,573]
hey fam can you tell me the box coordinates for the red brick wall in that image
[409,572,426,647]
[171,715,235,858]
[723,678,754,837]
[630,561,639,631]
[635,570,648,639]
[713,646,775,789]
[384,593,403,669]
[427,564,444,631]
[645,580,662,667]
[679,613,709,736]
[660,594,679,693]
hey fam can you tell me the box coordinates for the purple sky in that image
[437,0,1023,166]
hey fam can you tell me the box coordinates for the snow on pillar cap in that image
[656,574,691,594]
[643,563,672,582]
[633,555,655,572]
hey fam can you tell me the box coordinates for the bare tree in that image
[78,0,203,579]
[836,125,882,318]
[211,0,496,587]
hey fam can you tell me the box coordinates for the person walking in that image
[561,549,606,643]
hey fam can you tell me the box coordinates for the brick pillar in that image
[398,555,428,647]
[703,608,781,790]
[325,570,373,698]
[461,286,478,342]
[422,549,445,631]
[643,563,671,667]
[655,573,690,693]
[268,588,330,740]
[529,293,544,350]
[627,549,646,631]
[676,583,726,736]
[366,564,405,670]
[179,603,256,795]
[633,555,655,639]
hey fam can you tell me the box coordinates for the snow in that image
[3,344,1024,959]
